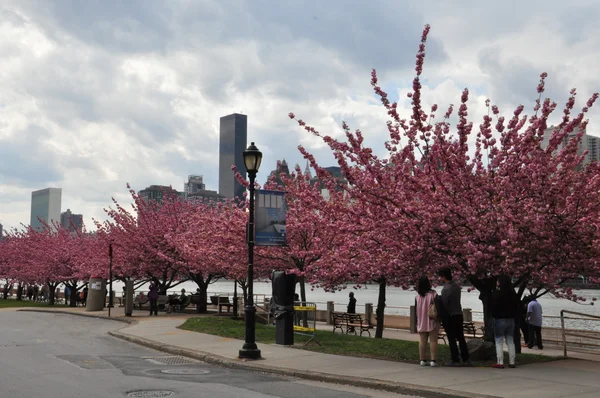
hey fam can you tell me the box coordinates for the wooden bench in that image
[332,312,347,334]
[438,321,482,344]
[171,295,192,313]
[330,312,373,337]
[133,295,149,310]
[218,296,233,314]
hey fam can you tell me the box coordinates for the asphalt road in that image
[0,311,415,398]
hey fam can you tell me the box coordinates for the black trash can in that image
[272,271,296,345]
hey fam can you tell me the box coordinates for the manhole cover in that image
[160,368,211,375]
[126,391,175,397]
[143,356,199,365]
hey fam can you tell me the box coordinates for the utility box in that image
[272,271,296,345]
[85,278,106,312]
[125,280,134,317]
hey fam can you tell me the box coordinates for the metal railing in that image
[560,310,600,357]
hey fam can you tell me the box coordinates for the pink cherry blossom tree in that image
[290,24,600,341]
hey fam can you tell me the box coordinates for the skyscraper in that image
[30,188,62,230]
[184,175,206,198]
[219,113,247,201]
[61,209,84,233]
[542,126,599,166]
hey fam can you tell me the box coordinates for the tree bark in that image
[375,277,386,338]
[47,283,56,306]
[3,284,12,300]
[468,275,496,342]
[193,279,208,313]
[16,284,23,301]
[69,286,79,307]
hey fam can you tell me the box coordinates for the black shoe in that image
[538,346,543,350]
[446,361,461,367]
[527,345,533,349]
[462,361,473,367]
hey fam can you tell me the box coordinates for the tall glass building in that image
[30,188,62,230]
[219,113,247,201]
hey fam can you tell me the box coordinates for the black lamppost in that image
[239,142,262,360]
[108,241,113,317]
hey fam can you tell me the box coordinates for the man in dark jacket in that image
[438,268,470,366]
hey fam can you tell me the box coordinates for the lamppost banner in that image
[255,189,287,246]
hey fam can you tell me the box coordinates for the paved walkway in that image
[17,307,600,398]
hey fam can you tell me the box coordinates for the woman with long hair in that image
[491,274,519,368]
[415,276,439,367]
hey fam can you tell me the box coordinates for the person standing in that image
[148,283,159,316]
[519,297,531,346]
[491,275,519,368]
[415,276,439,367]
[438,267,470,366]
[347,292,357,314]
[526,297,543,349]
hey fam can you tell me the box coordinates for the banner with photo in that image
[255,189,287,246]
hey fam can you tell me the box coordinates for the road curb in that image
[108,328,496,398]
[18,309,496,398]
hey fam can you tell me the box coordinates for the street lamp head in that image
[243,142,262,174]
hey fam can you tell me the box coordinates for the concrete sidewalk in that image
[18,307,600,398]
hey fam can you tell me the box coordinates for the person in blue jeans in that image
[491,275,519,368]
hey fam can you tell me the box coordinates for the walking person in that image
[438,267,470,366]
[148,282,159,316]
[415,276,439,367]
[347,292,357,314]
[491,275,519,368]
[526,297,543,349]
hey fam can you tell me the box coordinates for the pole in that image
[233,279,238,319]
[239,172,261,359]
[561,310,567,358]
[108,242,113,317]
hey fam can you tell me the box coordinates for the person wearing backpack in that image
[415,276,439,367]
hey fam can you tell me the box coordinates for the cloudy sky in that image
[1,0,599,231]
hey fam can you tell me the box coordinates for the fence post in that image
[462,308,472,322]
[326,301,334,325]
[410,305,417,334]
[561,310,567,358]
[365,303,373,326]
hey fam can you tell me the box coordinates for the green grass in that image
[0,299,66,309]
[179,316,558,366]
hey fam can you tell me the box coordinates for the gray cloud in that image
[1,0,599,230]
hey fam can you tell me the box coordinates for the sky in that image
[1,0,599,231]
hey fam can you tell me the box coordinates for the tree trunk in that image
[239,279,248,306]
[16,284,23,301]
[48,283,56,306]
[195,282,208,313]
[375,277,386,338]
[3,284,12,300]
[299,276,307,303]
[69,287,79,307]
[468,275,496,342]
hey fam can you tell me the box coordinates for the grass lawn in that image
[0,299,66,309]
[179,316,558,367]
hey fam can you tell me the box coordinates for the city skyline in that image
[1,1,600,231]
